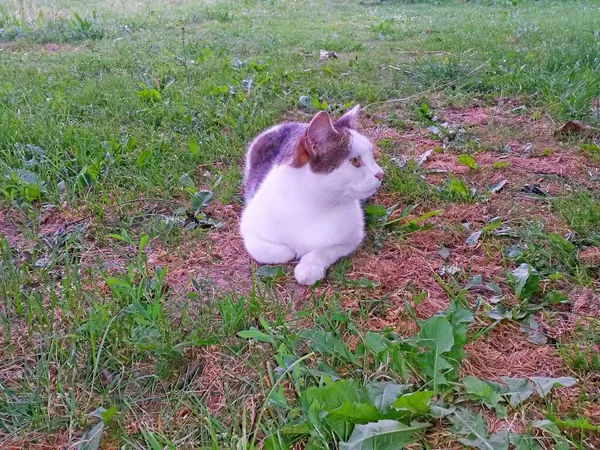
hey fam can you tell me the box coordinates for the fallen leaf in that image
[466,231,482,247]
[554,120,597,138]
[415,149,433,166]
[489,179,508,194]
[439,265,461,276]
[319,49,338,61]
[519,185,547,197]
[438,246,450,260]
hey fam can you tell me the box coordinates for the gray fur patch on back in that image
[244,123,305,202]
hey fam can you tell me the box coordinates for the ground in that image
[1,0,599,449]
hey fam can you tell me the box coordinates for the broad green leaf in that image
[446,177,470,198]
[392,391,433,416]
[138,234,150,252]
[529,376,576,397]
[482,217,503,233]
[77,421,104,450]
[326,402,381,439]
[136,148,152,167]
[429,401,455,418]
[237,327,274,343]
[417,315,455,393]
[188,139,201,157]
[280,421,312,435]
[462,428,510,450]
[301,379,369,414]
[190,190,214,212]
[366,381,408,411]
[548,233,575,252]
[520,317,548,345]
[462,376,503,409]
[458,154,479,170]
[339,420,430,450]
[500,377,535,406]
[269,385,289,409]
[100,405,117,423]
[256,265,286,279]
[299,329,355,362]
[509,434,542,450]
[416,353,452,389]
[543,291,568,304]
[509,263,540,300]
[418,316,454,353]
[450,408,509,450]
[364,204,387,223]
[327,402,380,422]
[532,420,570,450]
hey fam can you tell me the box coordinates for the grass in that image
[1,0,600,448]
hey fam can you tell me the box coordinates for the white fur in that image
[241,128,383,285]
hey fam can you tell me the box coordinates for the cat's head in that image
[294,105,383,200]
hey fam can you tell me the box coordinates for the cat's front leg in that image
[294,243,358,286]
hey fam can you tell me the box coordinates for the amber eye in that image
[350,156,362,167]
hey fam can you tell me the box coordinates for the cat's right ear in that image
[334,104,361,129]
[306,111,337,152]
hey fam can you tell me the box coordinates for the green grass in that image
[1,0,600,448]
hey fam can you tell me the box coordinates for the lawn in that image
[1,0,599,448]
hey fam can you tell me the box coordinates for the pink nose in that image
[375,171,384,181]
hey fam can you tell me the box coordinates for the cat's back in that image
[244,122,306,202]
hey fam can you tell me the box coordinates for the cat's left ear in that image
[334,104,361,129]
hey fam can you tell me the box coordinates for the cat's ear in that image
[334,104,361,129]
[306,111,337,150]
[294,111,337,166]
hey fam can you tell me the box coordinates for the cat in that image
[240,105,383,286]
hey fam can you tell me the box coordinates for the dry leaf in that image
[554,120,597,138]
[319,50,338,61]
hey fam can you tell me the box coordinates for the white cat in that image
[240,105,383,285]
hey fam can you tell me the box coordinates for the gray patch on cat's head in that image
[303,111,351,174]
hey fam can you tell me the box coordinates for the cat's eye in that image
[350,156,362,167]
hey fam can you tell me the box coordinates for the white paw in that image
[294,262,325,286]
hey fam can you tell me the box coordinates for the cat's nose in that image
[375,171,384,181]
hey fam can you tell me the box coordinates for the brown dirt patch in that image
[442,106,489,126]
[462,322,565,380]
[0,209,27,249]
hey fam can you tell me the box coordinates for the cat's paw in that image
[294,262,325,286]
